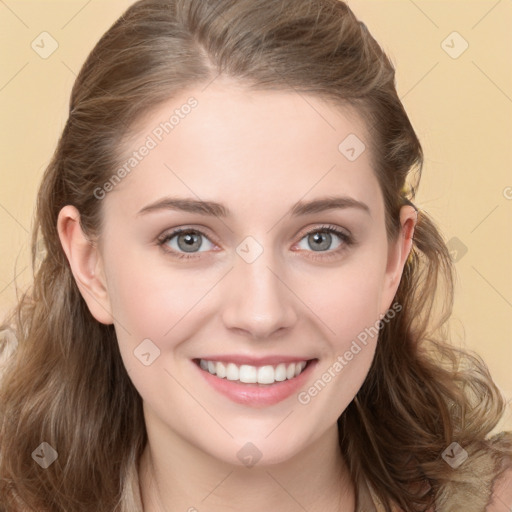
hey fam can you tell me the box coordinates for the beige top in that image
[355,431,512,512]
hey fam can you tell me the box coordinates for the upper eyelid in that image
[159,226,218,246]
[294,225,352,249]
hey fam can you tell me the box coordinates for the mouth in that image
[193,358,315,386]
[191,357,319,407]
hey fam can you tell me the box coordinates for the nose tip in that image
[220,254,298,340]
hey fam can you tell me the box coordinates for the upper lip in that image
[194,355,317,366]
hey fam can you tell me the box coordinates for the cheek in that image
[296,267,385,415]
[304,253,388,344]
[102,245,204,347]
[103,244,234,379]
[296,248,388,404]
[104,253,216,405]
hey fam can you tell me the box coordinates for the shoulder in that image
[487,467,512,511]
[486,436,512,511]
[436,431,512,512]
[360,432,512,512]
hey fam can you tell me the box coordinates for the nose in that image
[220,245,298,340]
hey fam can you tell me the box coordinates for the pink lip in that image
[192,358,318,407]
[195,354,313,366]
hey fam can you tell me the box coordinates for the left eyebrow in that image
[136,195,371,218]
[290,196,371,217]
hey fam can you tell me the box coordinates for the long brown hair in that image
[1,1,510,510]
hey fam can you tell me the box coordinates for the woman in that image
[1,0,511,510]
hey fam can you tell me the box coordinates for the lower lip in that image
[192,359,318,407]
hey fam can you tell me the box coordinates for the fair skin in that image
[57,79,416,511]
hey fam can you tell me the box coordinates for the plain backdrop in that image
[1,0,511,431]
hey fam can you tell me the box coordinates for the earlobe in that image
[57,205,114,325]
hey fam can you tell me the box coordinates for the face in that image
[59,78,415,467]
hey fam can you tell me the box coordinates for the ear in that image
[379,204,417,314]
[57,205,114,325]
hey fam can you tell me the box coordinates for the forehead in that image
[104,81,382,222]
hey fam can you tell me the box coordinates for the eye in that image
[157,228,216,259]
[294,225,353,260]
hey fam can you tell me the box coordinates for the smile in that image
[198,358,309,385]
[192,358,318,407]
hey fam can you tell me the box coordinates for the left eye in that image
[296,227,348,253]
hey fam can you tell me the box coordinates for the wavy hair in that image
[1,1,510,510]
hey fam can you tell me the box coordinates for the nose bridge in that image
[220,235,298,338]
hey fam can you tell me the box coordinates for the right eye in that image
[157,228,217,259]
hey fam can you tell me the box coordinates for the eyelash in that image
[157,224,354,261]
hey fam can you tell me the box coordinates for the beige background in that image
[1,0,511,431]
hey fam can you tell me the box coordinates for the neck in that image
[138,409,355,512]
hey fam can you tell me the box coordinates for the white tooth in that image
[300,361,307,371]
[216,361,227,378]
[274,363,287,381]
[199,359,208,371]
[207,360,216,374]
[226,363,239,381]
[239,364,257,383]
[294,363,303,377]
[286,363,296,380]
[257,365,275,384]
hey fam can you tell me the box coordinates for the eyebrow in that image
[137,195,371,218]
